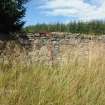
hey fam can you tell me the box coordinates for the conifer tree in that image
[0,0,29,33]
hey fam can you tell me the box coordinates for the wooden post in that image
[47,38,54,66]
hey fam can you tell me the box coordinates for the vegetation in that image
[0,41,105,105]
[25,20,105,35]
[1,1,105,105]
[0,0,29,34]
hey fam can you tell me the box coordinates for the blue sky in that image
[24,0,105,26]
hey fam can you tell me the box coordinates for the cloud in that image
[38,0,105,21]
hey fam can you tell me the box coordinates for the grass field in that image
[0,40,105,105]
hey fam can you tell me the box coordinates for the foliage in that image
[24,20,105,35]
[0,0,29,33]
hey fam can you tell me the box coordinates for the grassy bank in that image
[0,41,105,105]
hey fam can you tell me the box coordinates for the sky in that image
[24,0,105,26]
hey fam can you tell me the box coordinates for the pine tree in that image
[0,0,29,33]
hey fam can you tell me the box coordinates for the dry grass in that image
[0,40,105,105]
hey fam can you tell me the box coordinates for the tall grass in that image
[0,41,105,105]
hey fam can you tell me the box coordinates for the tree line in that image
[1,1,105,36]
[24,21,105,35]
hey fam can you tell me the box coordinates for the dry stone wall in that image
[22,33,105,65]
